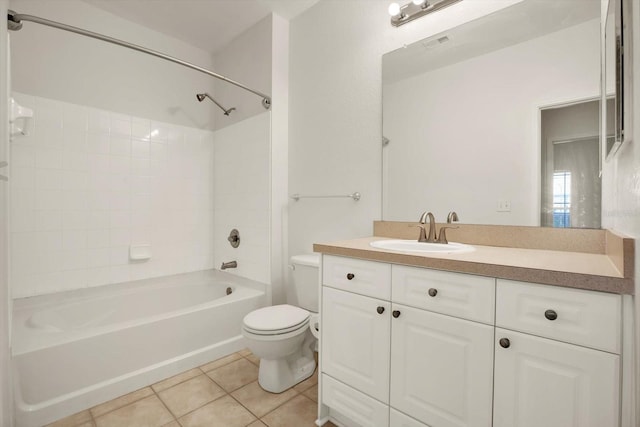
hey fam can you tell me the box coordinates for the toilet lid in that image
[243,304,310,332]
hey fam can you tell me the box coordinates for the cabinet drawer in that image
[390,409,429,427]
[496,280,621,353]
[392,265,495,324]
[322,374,389,427]
[323,255,391,300]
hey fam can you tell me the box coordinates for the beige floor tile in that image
[206,358,259,392]
[238,348,252,357]
[261,395,318,427]
[46,410,92,427]
[247,421,268,427]
[293,368,318,393]
[77,423,95,427]
[178,395,256,427]
[303,386,318,403]
[152,368,202,393]
[161,422,180,427]
[231,381,298,418]
[200,352,242,372]
[90,387,154,418]
[157,374,226,418]
[94,395,174,427]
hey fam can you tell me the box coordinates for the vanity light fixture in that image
[389,0,462,27]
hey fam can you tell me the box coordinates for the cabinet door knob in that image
[377,306,385,314]
[392,310,401,318]
[346,273,355,280]
[428,288,438,297]
[499,338,511,349]
[544,309,558,321]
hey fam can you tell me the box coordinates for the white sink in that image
[369,239,475,254]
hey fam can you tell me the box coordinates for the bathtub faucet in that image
[221,261,237,270]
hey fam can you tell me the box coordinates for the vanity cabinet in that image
[319,255,622,427]
[493,279,621,427]
[321,257,496,427]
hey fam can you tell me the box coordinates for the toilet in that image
[241,254,320,393]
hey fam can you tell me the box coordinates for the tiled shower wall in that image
[213,112,271,284]
[9,93,216,297]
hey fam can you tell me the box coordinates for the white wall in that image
[9,0,217,129]
[10,93,216,297]
[0,0,13,423]
[288,0,522,258]
[601,0,640,419]
[384,19,600,225]
[212,16,272,131]
[270,14,290,305]
[213,112,271,284]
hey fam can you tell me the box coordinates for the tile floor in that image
[46,349,336,427]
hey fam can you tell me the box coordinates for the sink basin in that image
[369,239,475,254]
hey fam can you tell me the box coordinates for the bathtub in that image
[11,270,268,427]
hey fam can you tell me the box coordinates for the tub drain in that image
[226,287,233,295]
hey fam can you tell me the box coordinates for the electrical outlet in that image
[497,200,511,212]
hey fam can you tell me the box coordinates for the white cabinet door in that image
[390,304,494,427]
[322,287,391,403]
[494,328,620,427]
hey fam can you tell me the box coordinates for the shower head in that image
[195,92,235,116]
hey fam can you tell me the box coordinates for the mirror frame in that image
[604,0,628,159]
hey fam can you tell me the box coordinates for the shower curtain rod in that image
[6,10,272,110]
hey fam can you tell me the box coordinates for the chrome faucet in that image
[221,261,237,270]
[418,211,437,243]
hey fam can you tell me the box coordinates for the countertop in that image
[313,236,634,294]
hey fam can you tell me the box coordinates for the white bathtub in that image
[11,270,268,427]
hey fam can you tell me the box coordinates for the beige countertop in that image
[313,236,634,294]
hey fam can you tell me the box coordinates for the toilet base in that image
[258,354,316,393]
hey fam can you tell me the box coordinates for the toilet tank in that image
[290,254,320,313]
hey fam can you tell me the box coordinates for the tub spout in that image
[221,261,237,270]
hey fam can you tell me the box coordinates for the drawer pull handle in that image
[499,338,510,349]
[346,273,355,280]
[377,306,385,314]
[392,310,401,318]
[544,309,558,321]
[428,288,438,297]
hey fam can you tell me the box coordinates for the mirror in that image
[382,0,602,227]
[604,0,624,158]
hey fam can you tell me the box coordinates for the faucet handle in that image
[436,226,459,244]
[447,211,459,224]
[410,224,429,242]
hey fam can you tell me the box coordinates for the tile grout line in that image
[259,392,318,422]
[55,351,267,427]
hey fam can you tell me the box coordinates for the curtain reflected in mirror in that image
[540,99,608,229]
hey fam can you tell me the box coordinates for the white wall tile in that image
[87,132,110,154]
[8,93,240,297]
[87,229,109,248]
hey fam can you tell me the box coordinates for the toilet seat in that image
[242,304,310,336]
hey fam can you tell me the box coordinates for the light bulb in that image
[388,2,401,17]
[412,0,425,5]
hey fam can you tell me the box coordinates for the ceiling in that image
[83,0,320,54]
